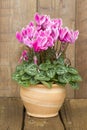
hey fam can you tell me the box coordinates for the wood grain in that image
[24,114,64,130]
[60,100,73,130]
[75,0,87,98]
[0,0,36,97]
[0,98,23,130]
[0,0,86,98]
[60,99,87,130]
[38,0,75,98]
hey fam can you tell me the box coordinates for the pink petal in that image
[74,30,79,40]
[41,37,47,46]
[21,28,27,37]
[64,30,79,43]
[23,38,33,48]
[34,13,40,25]
[27,26,34,38]
[22,50,27,56]
[16,32,23,42]
[40,15,46,25]
[51,28,59,41]
[47,36,54,47]
[59,27,69,41]
[29,21,34,27]
[58,18,63,27]
[33,41,40,52]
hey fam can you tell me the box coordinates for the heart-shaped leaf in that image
[25,63,38,76]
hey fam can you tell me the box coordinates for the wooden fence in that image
[0,0,87,98]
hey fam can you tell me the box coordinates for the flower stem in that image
[40,51,44,63]
[56,42,69,59]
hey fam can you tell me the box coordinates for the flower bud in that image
[33,56,38,65]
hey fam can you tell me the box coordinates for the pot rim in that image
[21,84,65,89]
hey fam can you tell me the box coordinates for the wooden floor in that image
[0,98,87,130]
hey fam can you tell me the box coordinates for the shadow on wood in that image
[0,98,23,130]
[24,114,64,130]
[60,99,87,130]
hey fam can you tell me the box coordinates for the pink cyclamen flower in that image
[34,13,46,26]
[47,36,54,47]
[22,25,35,48]
[23,38,34,48]
[52,18,63,28]
[29,21,34,27]
[19,50,28,63]
[16,22,36,48]
[64,30,79,43]
[33,29,54,52]
[16,13,79,53]
[26,24,35,39]
[51,28,59,41]
[33,36,48,52]
[21,28,27,37]
[59,27,69,42]
[34,13,51,30]
[16,32,23,43]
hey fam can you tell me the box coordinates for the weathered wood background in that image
[0,0,87,98]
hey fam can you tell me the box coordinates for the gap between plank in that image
[21,107,26,130]
[59,110,66,130]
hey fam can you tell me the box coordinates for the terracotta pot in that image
[20,84,66,118]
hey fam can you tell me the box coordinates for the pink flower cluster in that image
[16,13,79,52]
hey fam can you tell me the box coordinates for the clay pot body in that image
[20,84,66,118]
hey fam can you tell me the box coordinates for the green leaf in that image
[58,76,66,83]
[71,75,82,82]
[29,78,39,85]
[53,78,58,82]
[46,69,55,78]
[57,82,66,87]
[16,65,23,71]
[35,72,50,81]
[69,82,79,89]
[21,74,31,80]
[19,70,25,76]
[46,60,51,64]
[16,62,28,72]
[25,63,38,76]
[39,63,48,71]
[57,56,65,65]
[39,60,53,71]
[18,80,30,87]
[12,73,20,81]
[41,81,52,88]
[56,65,68,75]
[68,67,78,74]
[58,74,71,84]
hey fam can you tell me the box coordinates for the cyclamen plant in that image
[12,13,82,88]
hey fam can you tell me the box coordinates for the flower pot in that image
[20,84,66,118]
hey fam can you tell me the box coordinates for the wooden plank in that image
[75,0,87,98]
[0,66,11,96]
[0,0,15,9]
[0,44,9,65]
[60,100,73,130]
[19,0,37,26]
[0,98,23,130]
[38,0,75,98]
[0,33,15,42]
[60,99,87,130]
[24,114,64,130]
[0,0,36,97]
